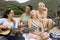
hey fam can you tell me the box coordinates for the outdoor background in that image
[0,0,60,18]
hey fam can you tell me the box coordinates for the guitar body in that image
[0,29,11,35]
[0,30,10,35]
[0,26,11,36]
[0,25,20,36]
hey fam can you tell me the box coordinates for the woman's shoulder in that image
[28,19,32,22]
[29,19,32,21]
[0,18,7,24]
[36,10,40,16]
[36,10,39,14]
[0,18,7,20]
[21,13,26,16]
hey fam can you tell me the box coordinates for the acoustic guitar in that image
[0,26,20,36]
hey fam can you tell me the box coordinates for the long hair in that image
[2,8,15,27]
[30,10,38,18]
[38,2,45,7]
[2,8,12,18]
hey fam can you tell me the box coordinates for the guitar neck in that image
[6,28,20,30]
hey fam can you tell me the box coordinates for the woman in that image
[18,5,33,28]
[18,5,33,40]
[28,10,52,40]
[0,8,24,40]
[28,10,44,40]
[37,2,53,32]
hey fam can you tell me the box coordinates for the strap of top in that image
[31,19,41,28]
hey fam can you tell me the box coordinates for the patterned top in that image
[30,19,41,32]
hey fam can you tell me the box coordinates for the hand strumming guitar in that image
[2,25,11,29]
[0,25,10,29]
[18,22,28,28]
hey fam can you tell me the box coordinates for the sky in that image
[17,0,29,3]
[5,0,29,3]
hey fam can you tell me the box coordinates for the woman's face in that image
[25,6,31,13]
[7,10,14,19]
[31,11,37,18]
[38,5,45,12]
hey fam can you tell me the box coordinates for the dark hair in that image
[27,5,33,10]
[2,8,12,18]
[47,15,52,19]
[57,10,60,17]
[2,8,15,26]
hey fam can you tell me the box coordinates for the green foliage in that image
[0,1,25,16]
[5,3,25,15]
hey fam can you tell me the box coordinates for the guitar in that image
[0,26,20,36]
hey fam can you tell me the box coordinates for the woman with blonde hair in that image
[37,2,53,32]
[38,2,45,7]
[28,10,52,40]
[28,10,44,40]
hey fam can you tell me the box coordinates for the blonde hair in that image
[30,10,36,14]
[30,10,38,18]
[38,2,45,7]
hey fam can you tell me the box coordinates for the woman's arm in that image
[40,22,44,32]
[18,15,23,28]
[28,19,32,28]
[19,15,22,24]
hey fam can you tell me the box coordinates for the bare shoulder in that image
[36,10,39,14]
[36,10,39,16]
[29,19,32,22]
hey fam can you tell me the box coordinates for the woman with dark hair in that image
[0,8,14,40]
[0,8,25,40]
[18,5,33,27]
[18,5,33,40]
[0,8,15,30]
